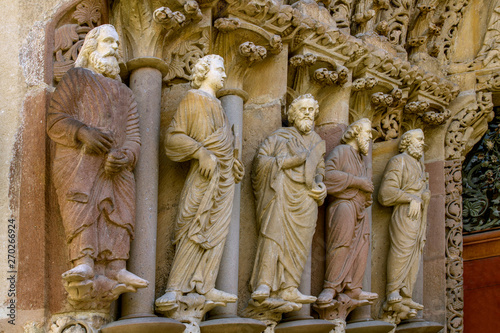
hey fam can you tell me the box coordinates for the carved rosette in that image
[53,0,108,82]
[444,159,464,333]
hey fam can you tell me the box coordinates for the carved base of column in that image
[156,293,234,333]
[313,293,371,323]
[275,318,335,333]
[49,312,111,333]
[345,320,395,333]
[381,298,424,326]
[395,320,444,333]
[100,317,185,333]
[200,317,267,333]
[243,298,302,333]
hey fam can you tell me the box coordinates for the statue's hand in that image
[310,182,327,204]
[105,150,130,174]
[233,159,245,184]
[197,148,218,179]
[356,177,374,193]
[283,139,307,169]
[408,197,422,219]
[77,126,113,154]
[422,190,431,203]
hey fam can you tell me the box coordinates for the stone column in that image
[102,57,184,333]
[202,90,265,333]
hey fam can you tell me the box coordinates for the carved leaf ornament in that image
[53,0,104,82]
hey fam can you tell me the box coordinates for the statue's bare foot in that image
[358,290,378,301]
[280,287,316,304]
[155,290,180,307]
[317,288,336,304]
[403,298,424,310]
[204,288,237,303]
[387,291,403,304]
[251,284,270,301]
[62,264,94,282]
[116,269,148,289]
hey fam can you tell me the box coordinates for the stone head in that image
[191,55,226,92]
[399,129,425,160]
[341,118,372,155]
[75,24,122,80]
[288,94,319,134]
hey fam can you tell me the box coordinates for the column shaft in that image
[122,67,163,318]
[211,94,244,317]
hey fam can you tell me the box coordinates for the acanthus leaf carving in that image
[53,0,106,82]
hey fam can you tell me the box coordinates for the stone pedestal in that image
[275,319,335,333]
[346,320,396,333]
[101,317,185,333]
[395,319,444,333]
[201,317,266,333]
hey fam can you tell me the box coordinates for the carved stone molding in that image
[445,92,494,161]
[444,159,464,333]
[432,0,471,63]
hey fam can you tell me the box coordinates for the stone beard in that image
[250,123,325,299]
[47,67,140,278]
[378,132,429,308]
[162,89,237,296]
[89,50,120,79]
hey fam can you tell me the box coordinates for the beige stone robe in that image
[164,89,236,294]
[378,152,428,297]
[47,67,140,261]
[323,144,371,293]
[250,127,325,292]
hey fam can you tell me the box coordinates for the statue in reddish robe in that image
[47,24,147,308]
[317,118,377,306]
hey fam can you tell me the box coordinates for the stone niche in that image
[7,0,500,333]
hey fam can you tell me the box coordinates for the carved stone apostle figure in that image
[47,24,148,307]
[317,118,377,306]
[155,55,244,311]
[379,129,430,322]
[249,94,326,304]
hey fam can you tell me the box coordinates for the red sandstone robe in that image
[324,144,371,294]
[378,152,428,297]
[250,127,325,292]
[164,89,237,294]
[47,67,140,261]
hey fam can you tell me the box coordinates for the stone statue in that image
[155,54,244,317]
[317,118,377,306]
[379,129,430,323]
[47,24,148,308]
[244,94,326,329]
